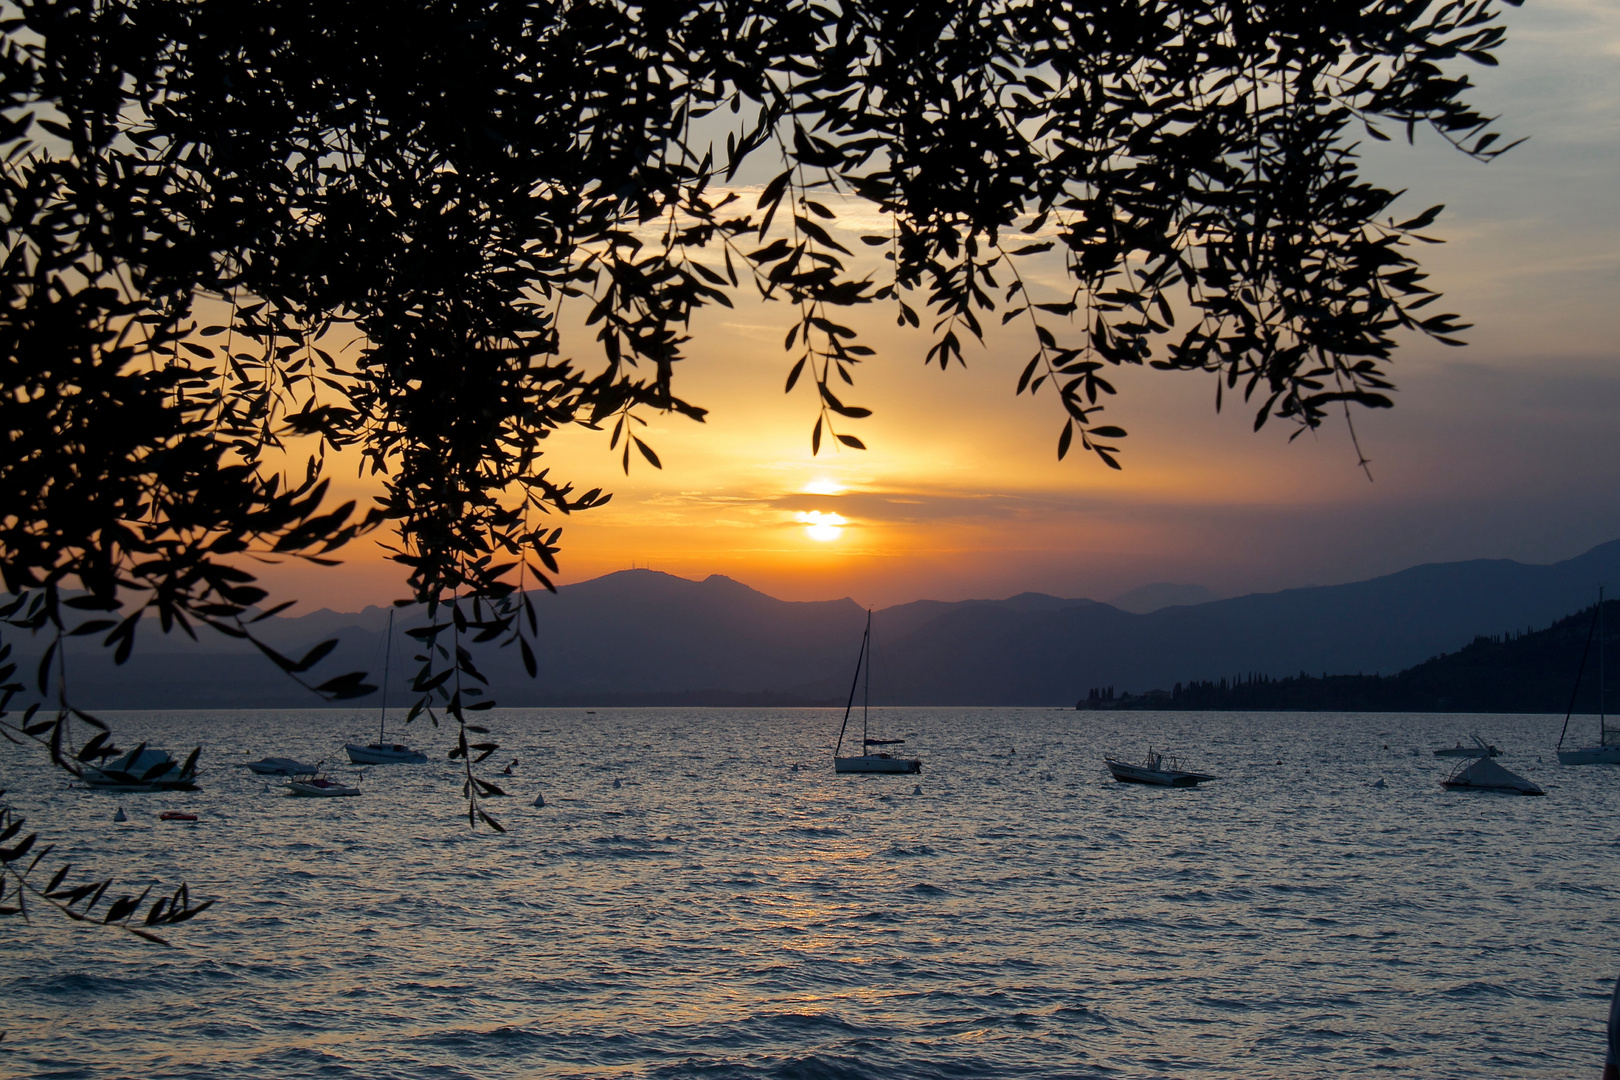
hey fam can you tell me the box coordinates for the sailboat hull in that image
[345,743,427,765]
[835,755,921,774]
[1557,745,1620,765]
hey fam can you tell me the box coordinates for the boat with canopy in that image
[1441,755,1544,795]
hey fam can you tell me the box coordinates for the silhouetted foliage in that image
[1,0,1523,877]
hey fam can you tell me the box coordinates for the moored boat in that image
[344,609,427,766]
[285,769,361,798]
[836,749,921,775]
[1441,755,1544,795]
[344,742,427,765]
[81,744,200,792]
[833,610,920,775]
[1104,748,1215,787]
[1556,587,1620,765]
[1433,736,1500,758]
[241,756,317,776]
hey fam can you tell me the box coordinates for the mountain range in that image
[1102,598,1618,714]
[20,539,1620,709]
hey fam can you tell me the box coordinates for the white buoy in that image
[613,778,621,789]
[913,785,922,796]
[113,807,127,822]
[1372,778,1386,789]
[532,793,546,808]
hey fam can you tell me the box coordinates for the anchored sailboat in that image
[345,609,428,765]
[834,610,920,775]
[1558,586,1620,765]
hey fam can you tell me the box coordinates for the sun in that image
[797,510,847,542]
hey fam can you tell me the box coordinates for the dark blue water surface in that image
[3,708,1617,1078]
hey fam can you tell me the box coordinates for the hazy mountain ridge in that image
[17,540,1620,708]
[1116,599,1620,714]
[865,542,1620,704]
[1106,583,1219,614]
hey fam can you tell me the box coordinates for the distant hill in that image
[1107,583,1218,614]
[14,539,1620,708]
[868,540,1620,704]
[1092,599,1617,714]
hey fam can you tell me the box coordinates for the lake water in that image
[2,708,1617,1079]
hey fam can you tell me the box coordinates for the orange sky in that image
[251,2,1620,614]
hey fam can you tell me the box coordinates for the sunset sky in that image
[262,1,1620,614]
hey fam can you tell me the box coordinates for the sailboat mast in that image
[379,608,393,746]
[1558,592,1601,751]
[1602,586,1608,743]
[862,610,871,748]
[835,611,871,759]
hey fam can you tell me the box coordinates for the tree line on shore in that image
[1082,599,1615,713]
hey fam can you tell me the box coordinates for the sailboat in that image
[345,609,428,765]
[1557,586,1620,765]
[834,610,920,774]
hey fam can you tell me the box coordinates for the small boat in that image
[1557,587,1620,765]
[81,743,200,792]
[1433,736,1501,758]
[159,811,199,822]
[345,609,428,765]
[1441,755,1544,795]
[240,756,317,776]
[833,610,920,775]
[285,768,361,798]
[1104,748,1216,787]
[345,741,427,765]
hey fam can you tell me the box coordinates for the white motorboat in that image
[833,609,920,775]
[1433,736,1501,758]
[1557,587,1620,765]
[81,743,200,791]
[1441,755,1544,795]
[285,770,361,798]
[344,609,428,766]
[241,756,316,776]
[1104,748,1216,787]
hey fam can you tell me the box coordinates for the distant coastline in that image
[11,539,1620,710]
[1080,600,1614,714]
